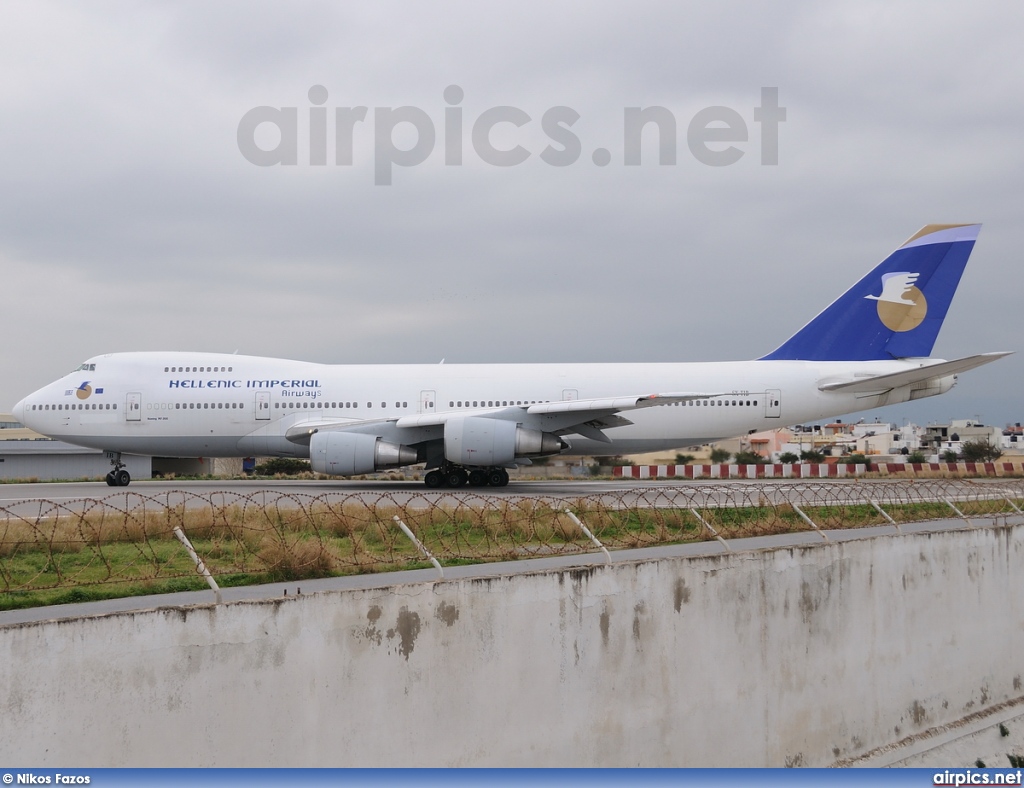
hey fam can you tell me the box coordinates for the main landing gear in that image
[424,463,510,489]
[104,452,131,487]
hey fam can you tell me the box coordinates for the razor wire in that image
[1,479,1023,602]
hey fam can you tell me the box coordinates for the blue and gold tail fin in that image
[760,224,981,361]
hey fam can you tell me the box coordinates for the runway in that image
[0,477,639,503]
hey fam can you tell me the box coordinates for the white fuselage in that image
[13,351,949,459]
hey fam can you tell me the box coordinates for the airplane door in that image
[255,391,271,420]
[419,390,436,414]
[126,392,142,422]
[765,389,782,419]
[562,389,578,401]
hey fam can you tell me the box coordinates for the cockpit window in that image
[75,363,97,372]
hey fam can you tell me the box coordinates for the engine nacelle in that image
[444,416,566,467]
[310,431,417,476]
[908,374,957,400]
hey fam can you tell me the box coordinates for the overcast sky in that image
[2,1,1022,428]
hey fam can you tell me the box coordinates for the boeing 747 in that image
[12,224,1009,487]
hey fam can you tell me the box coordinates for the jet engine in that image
[310,431,418,476]
[444,416,567,466]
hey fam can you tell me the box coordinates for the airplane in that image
[11,223,1010,488]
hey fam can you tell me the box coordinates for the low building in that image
[1002,423,1024,452]
[0,413,151,482]
[922,419,1002,456]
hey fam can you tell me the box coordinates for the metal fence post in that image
[563,509,611,564]
[869,500,900,531]
[790,503,829,541]
[393,515,444,579]
[172,526,222,604]
[688,508,731,551]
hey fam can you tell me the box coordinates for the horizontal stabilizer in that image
[817,352,1012,393]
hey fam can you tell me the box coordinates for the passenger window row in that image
[448,400,546,407]
[32,403,116,411]
[681,400,758,406]
[164,366,233,373]
[29,396,762,415]
[441,398,761,408]
[274,401,409,410]
[149,403,245,410]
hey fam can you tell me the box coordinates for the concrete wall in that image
[153,456,219,477]
[1,524,1021,767]
[861,707,1024,767]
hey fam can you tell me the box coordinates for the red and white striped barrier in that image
[611,462,1019,479]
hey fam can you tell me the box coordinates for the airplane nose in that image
[12,398,26,424]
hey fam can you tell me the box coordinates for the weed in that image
[3,482,1022,609]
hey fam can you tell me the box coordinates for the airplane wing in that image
[285,391,720,445]
[393,392,718,428]
[817,352,1012,393]
[283,415,399,444]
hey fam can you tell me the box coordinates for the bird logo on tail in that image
[865,271,927,332]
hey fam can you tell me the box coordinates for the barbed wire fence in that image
[1,479,1023,606]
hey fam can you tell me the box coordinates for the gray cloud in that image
[2,0,1022,428]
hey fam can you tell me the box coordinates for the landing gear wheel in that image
[445,469,468,488]
[424,470,444,489]
[104,452,127,487]
[468,469,487,487]
[487,469,510,487]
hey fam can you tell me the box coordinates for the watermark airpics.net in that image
[237,85,786,185]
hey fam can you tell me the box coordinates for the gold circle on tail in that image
[876,287,927,332]
[75,385,92,400]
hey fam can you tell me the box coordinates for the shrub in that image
[258,537,336,582]
[961,439,1002,462]
[254,457,313,475]
[778,452,799,464]
[595,456,634,467]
